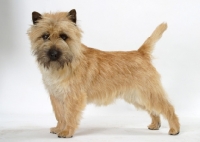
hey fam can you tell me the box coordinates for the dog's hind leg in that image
[159,100,180,135]
[147,112,161,130]
[147,87,180,135]
[124,96,161,130]
[123,96,160,130]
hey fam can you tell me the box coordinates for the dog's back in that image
[82,23,167,106]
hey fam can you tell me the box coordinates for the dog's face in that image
[28,9,82,70]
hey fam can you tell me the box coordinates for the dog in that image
[28,9,180,138]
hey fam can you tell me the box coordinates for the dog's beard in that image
[33,48,73,70]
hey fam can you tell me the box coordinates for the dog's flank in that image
[28,9,180,138]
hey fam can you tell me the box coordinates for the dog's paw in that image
[168,128,179,135]
[58,130,73,138]
[148,122,161,130]
[50,127,61,134]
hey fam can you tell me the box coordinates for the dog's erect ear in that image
[68,9,76,23]
[32,11,42,25]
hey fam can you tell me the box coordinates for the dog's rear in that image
[81,23,180,135]
[84,23,179,135]
[135,23,180,135]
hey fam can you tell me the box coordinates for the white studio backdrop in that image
[0,0,200,118]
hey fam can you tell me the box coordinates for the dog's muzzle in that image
[47,47,61,61]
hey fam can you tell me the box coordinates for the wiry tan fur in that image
[28,10,180,138]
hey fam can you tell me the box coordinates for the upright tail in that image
[138,23,167,57]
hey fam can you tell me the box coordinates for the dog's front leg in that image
[49,95,66,134]
[57,93,87,138]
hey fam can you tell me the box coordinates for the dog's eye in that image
[42,34,50,40]
[60,34,68,41]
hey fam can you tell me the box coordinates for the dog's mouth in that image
[33,49,73,70]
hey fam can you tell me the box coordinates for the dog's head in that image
[28,9,82,70]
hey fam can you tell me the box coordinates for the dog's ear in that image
[68,9,76,23]
[32,11,42,25]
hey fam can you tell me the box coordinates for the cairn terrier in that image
[28,9,180,138]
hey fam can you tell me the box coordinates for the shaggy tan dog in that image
[28,9,180,138]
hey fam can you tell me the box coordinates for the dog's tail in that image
[138,23,167,57]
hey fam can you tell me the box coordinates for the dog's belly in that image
[122,90,146,109]
[86,88,145,108]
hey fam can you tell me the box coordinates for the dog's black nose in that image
[48,48,61,61]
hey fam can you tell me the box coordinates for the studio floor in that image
[0,111,200,142]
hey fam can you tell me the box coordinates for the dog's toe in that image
[148,122,160,130]
[57,130,73,138]
[58,136,66,138]
[168,128,180,135]
[50,131,56,134]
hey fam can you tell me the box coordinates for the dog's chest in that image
[42,72,71,99]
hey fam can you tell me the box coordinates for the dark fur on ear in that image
[32,11,42,24]
[68,9,76,23]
